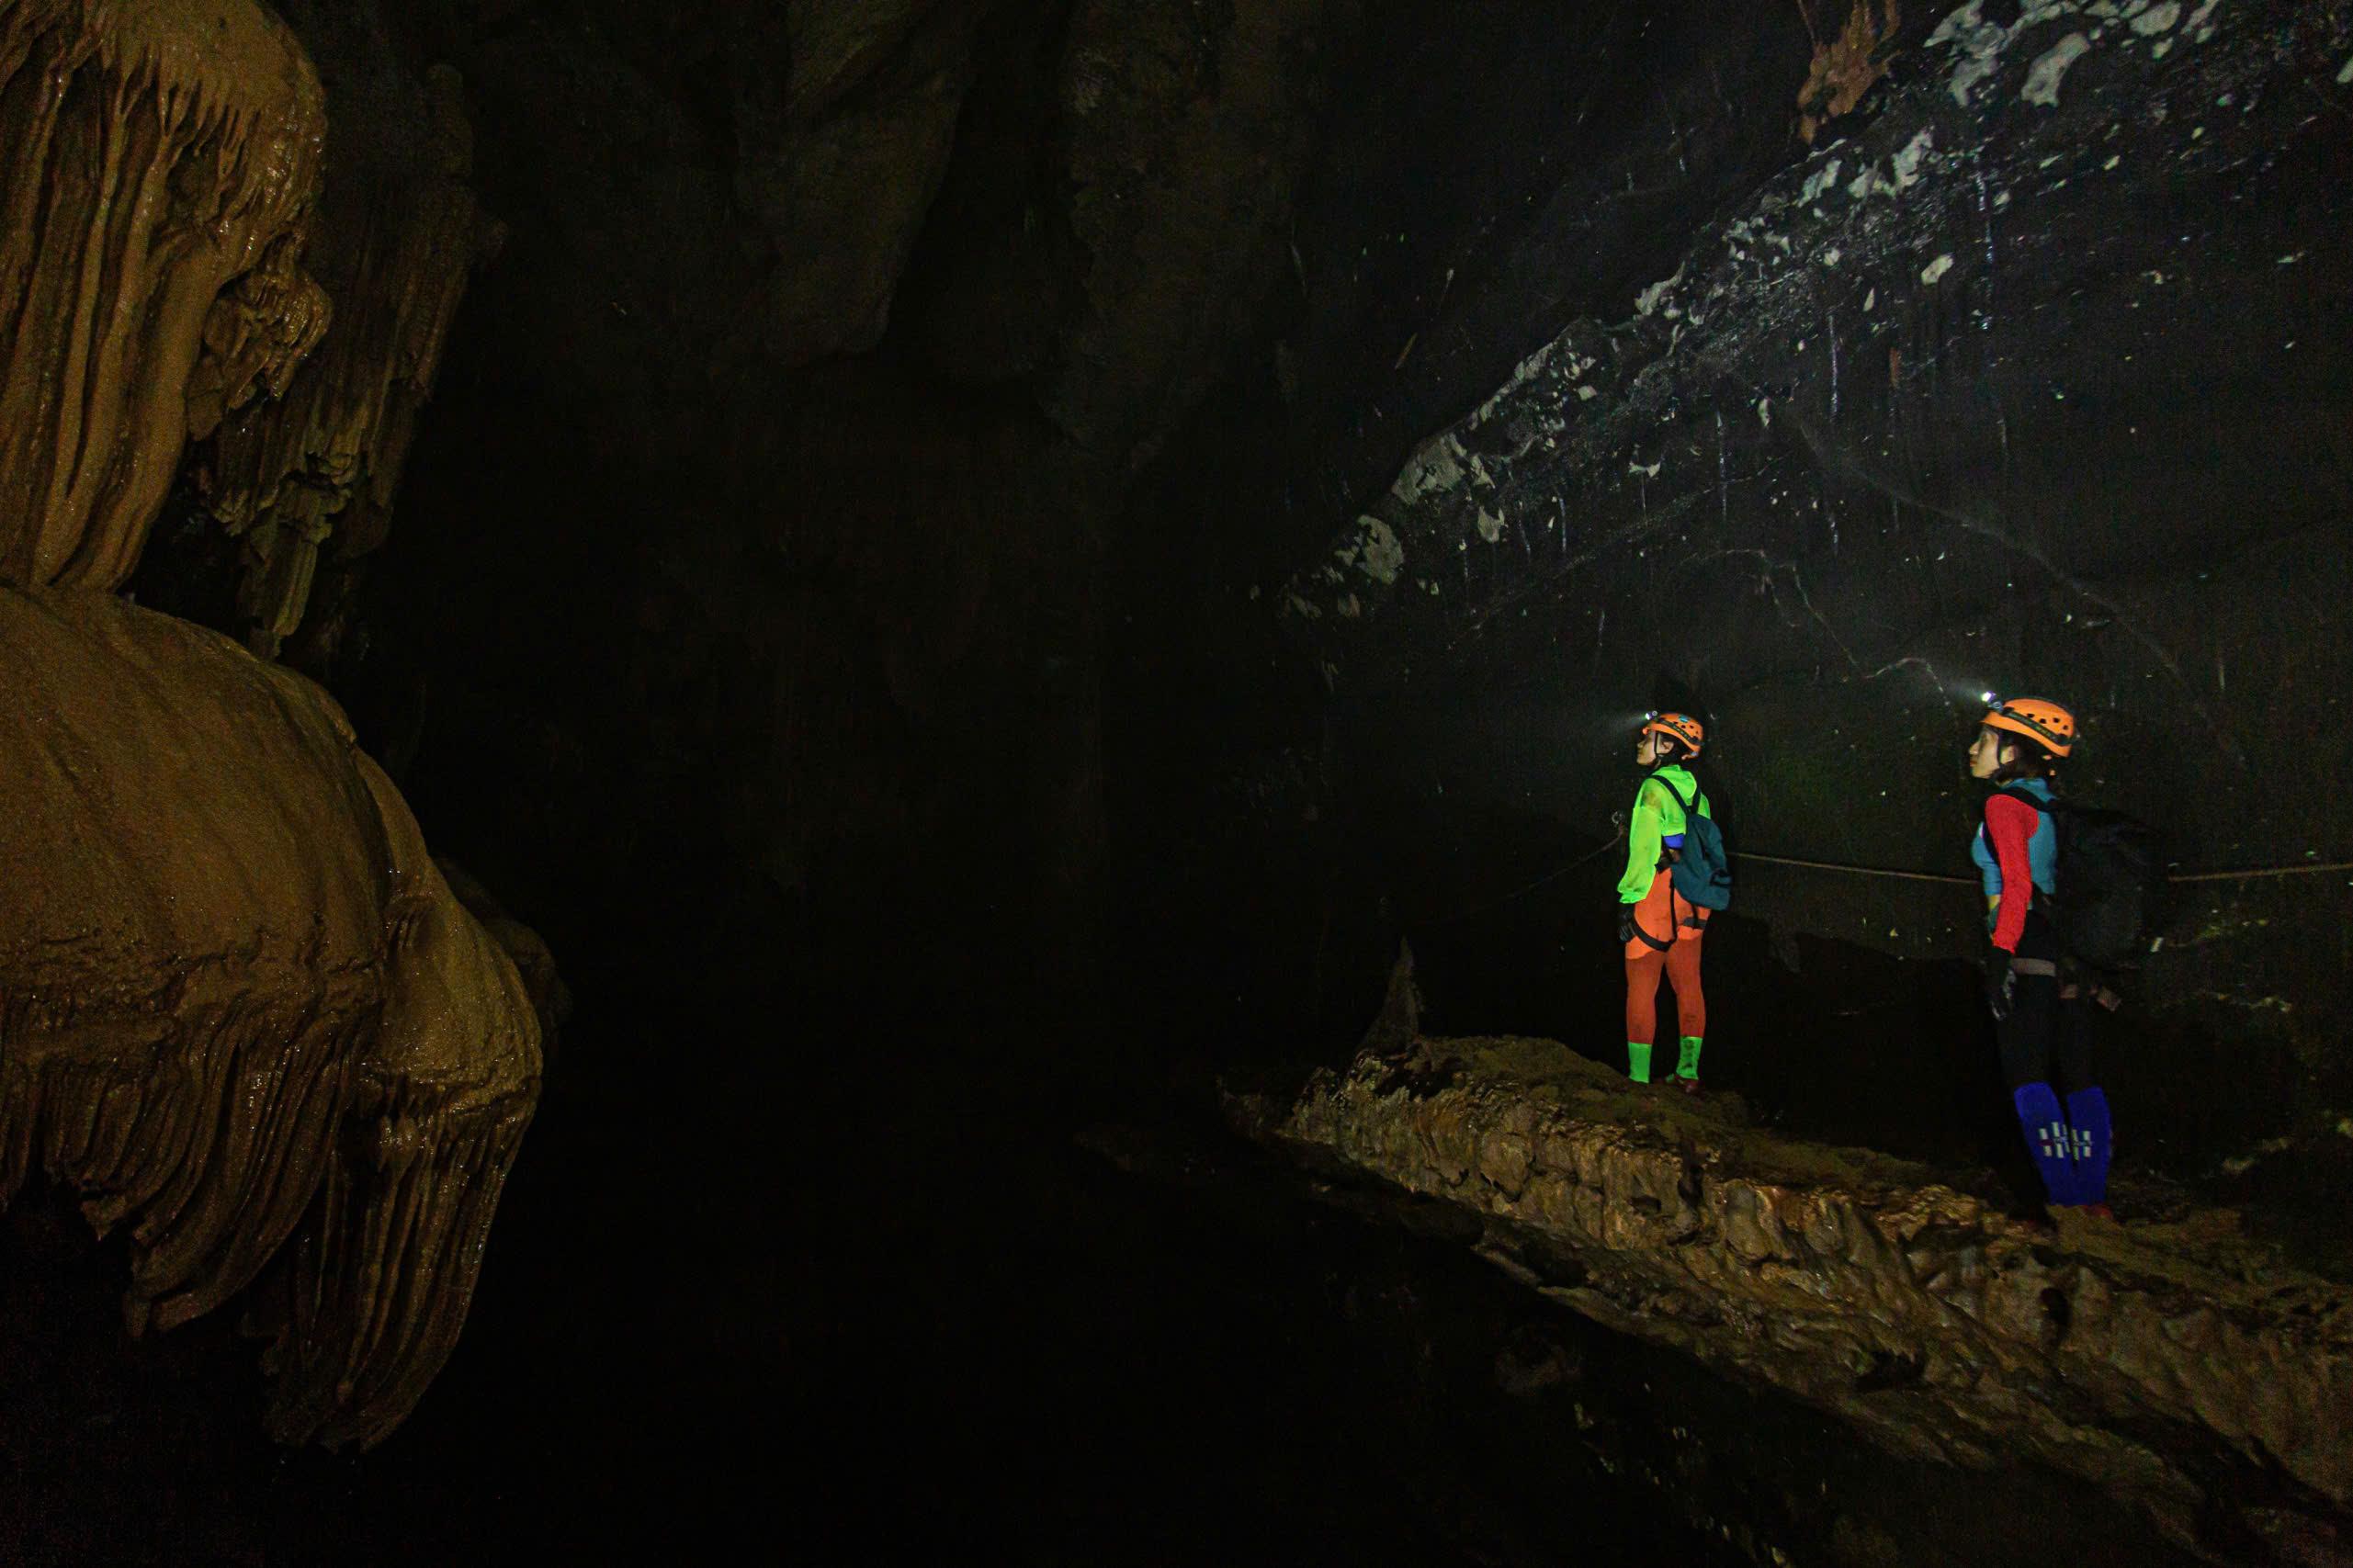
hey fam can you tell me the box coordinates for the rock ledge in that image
[1227,964,2353,1560]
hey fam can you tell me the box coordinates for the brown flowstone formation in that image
[1228,959,2353,1556]
[0,0,534,1450]
[0,586,542,1448]
[198,49,492,659]
[0,0,330,592]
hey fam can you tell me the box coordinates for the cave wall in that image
[197,0,493,661]
[160,0,2343,1197]
[1103,0,1830,1053]
[0,0,549,1449]
[1270,1,2353,1191]
[0,589,543,1450]
[116,0,497,678]
[353,0,1354,1011]
[0,0,329,591]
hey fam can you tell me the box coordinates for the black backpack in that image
[1999,789,2169,974]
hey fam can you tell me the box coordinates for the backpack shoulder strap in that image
[1644,770,1692,818]
[1993,785,2053,818]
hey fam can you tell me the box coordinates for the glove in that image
[1617,907,1636,945]
[1984,950,2015,1021]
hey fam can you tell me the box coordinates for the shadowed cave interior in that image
[3,0,2351,1563]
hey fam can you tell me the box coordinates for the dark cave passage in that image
[4,0,2351,1563]
[0,972,2216,1568]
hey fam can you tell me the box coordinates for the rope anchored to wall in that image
[1427,831,1625,924]
[1735,852,2353,886]
[1426,842,2353,928]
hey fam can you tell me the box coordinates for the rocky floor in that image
[3,977,1759,1568]
[1225,966,2353,1566]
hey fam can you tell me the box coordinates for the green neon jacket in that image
[1617,764,1712,904]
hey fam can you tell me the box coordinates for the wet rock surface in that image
[1265,0,2353,1203]
[1085,1111,2215,1568]
[181,0,495,661]
[348,0,1358,1007]
[0,0,540,1455]
[4,0,2337,1552]
[1229,962,2353,1563]
[0,0,329,591]
[732,2,981,367]
[0,586,542,1448]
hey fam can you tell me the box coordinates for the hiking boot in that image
[2075,1202,2116,1222]
[1676,1075,1704,1100]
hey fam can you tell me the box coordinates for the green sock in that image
[1627,1042,1652,1083]
[1677,1036,1703,1079]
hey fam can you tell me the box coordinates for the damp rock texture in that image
[732,1,982,368]
[1277,1,2353,1171]
[194,0,494,660]
[1046,0,1329,463]
[1231,1000,2353,1561]
[437,856,571,1055]
[0,0,329,592]
[328,0,1349,994]
[0,588,543,1449]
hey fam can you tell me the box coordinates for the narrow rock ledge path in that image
[1225,954,2353,1562]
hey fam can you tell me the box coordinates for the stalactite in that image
[198,56,492,660]
[0,586,542,1448]
[0,0,329,591]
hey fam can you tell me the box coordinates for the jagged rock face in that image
[0,587,542,1449]
[1047,0,1329,463]
[351,0,1348,995]
[1232,1023,2353,1562]
[191,0,493,660]
[1273,4,2353,1173]
[1100,0,1845,1052]
[0,0,545,1452]
[438,855,572,1052]
[0,0,329,591]
[734,2,980,367]
[1260,0,1823,542]
[786,0,944,118]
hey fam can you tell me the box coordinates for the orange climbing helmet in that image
[1641,710,1705,755]
[1979,694,2076,758]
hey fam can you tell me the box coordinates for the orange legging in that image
[1623,870,1707,1044]
[1625,938,1705,1044]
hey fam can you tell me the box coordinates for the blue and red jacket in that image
[1971,778,2056,953]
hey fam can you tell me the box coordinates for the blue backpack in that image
[1647,772,1732,911]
